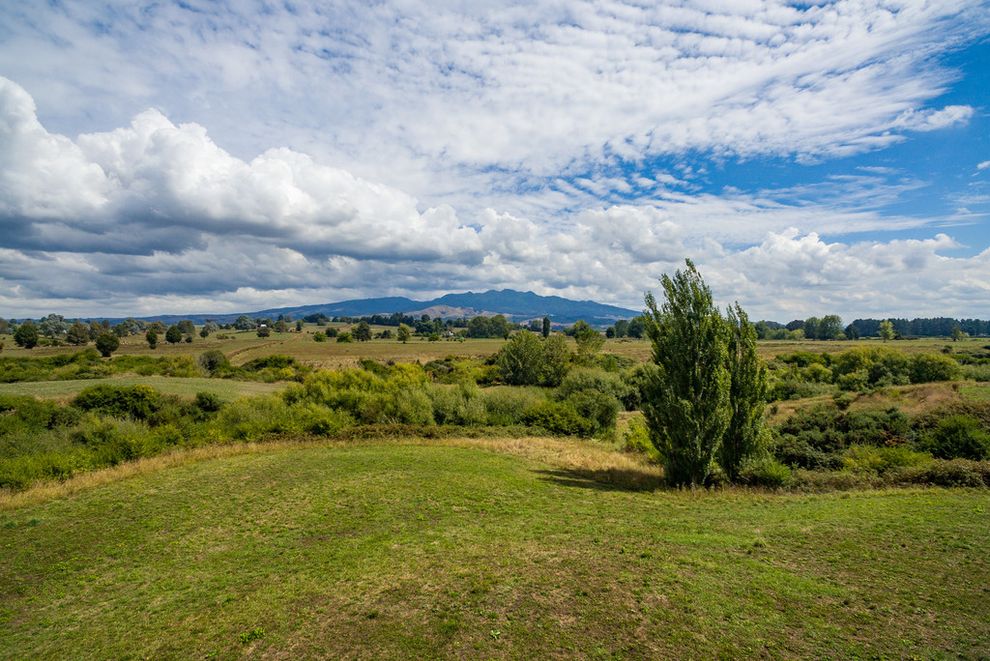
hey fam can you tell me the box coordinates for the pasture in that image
[1,438,987,659]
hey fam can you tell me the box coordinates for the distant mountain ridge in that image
[109,289,641,327]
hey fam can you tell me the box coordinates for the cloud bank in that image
[1,76,987,320]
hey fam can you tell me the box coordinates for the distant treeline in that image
[847,318,990,338]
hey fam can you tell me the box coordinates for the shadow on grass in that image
[535,467,665,492]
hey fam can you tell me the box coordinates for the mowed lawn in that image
[0,440,987,659]
[0,375,284,401]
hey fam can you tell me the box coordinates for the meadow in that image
[1,326,989,657]
[1,439,987,659]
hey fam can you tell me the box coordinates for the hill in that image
[102,289,640,326]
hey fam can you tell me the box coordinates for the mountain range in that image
[115,290,641,327]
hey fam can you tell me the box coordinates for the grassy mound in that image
[0,439,987,658]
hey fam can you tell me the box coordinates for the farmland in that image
[1,326,989,657]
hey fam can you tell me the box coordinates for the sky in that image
[1,0,989,321]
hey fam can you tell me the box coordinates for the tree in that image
[540,334,571,386]
[627,316,646,338]
[177,319,196,336]
[819,315,843,340]
[397,323,411,343]
[66,321,90,346]
[199,327,210,338]
[803,316,821,341]
[542,316,551,338]
[295,320,303,332]
[844,323,860,340]
[38,313,67,339]
[496,331,545,385]
[571,320,605,358]
[720,304,768,481]
[256,325,271,338]
[165,325,183,344]
[95,332,120,357]
[613,319,630,338]
[234,315,254,331]
[13,322,39,349]
[878,319,895,342]
[642,260,730,486]
[951,326,967,342]
[353,321,372,342]
[146,329,158,349]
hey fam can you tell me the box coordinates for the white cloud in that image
[978,160,990,172]
[0,0,985,213]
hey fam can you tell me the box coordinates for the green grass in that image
[0,440,987,658]
[0,376,284,401]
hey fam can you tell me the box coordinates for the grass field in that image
[0,375,284,401]
[0,438,987,659]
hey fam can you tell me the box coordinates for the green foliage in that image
[198,350,230,374]
[773,404,912,470]
[73,384,164,420]
[556,368,629,402]
[496,331,571,387]
[146,329,158,349]
[479,387,544,426]
[397,324,411,343]
[721,304,768,480]
[95,333,120,357]
[353,321,372,342]
[571,321,605,359]
[841,445,932,475]
[13,322,39,349]
[736,456,793,489]
[336,332,353,343]
[892,458,990,488]
[909,353,961,383]
[165,325,183,344]
[642,259,730,486]
[918,415,990,460]
[497,331,544,385]
[521,400,594,436]
[621,417,659,461]
[313,332,327,342]
[562,389,620,435]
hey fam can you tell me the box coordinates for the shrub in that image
[336,332,353,343]
[193,391,223,414]
[736,456,793,489]
[198,350,230,374]
[73,384,163,421]
[521,400,594,436]
[621,417,659,461]
[563,390,620,435]
[70,416,162,466]
[893,459,990,488]
[841,444,931,475]
[429,383,487,426]
[555,368,630,404]
[480,387,544,426]
[909,353,962,384]
[917,415,990,460]
[95,333,120,357]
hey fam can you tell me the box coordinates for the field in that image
[2,329,990,657]
[1,437,988,659]
[0,375,284,401]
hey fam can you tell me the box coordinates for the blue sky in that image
[1,1,989,320]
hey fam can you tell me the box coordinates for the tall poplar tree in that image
[720,303,768,480]
[642,259,730,486]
